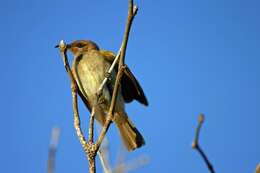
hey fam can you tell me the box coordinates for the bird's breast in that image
[74,53,111,101]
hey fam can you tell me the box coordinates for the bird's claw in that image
[122,65,127,71]
[96,91,105,105]
[96,91,102,102]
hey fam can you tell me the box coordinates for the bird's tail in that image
[114,112,145,151]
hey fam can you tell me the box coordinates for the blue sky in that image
[1,0,259,173]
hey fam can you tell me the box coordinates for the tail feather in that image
[114,113,145,151]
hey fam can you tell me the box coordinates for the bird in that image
[65,40,148,151]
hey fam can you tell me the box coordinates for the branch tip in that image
[58,40,67,51]
[133,5,138,15]
[191,141,197,149]
[198,114,205,123]
[192,114,216,173]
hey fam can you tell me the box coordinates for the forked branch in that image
[57,1,139,173]
[192,114,216,173]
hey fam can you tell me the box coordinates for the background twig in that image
[113,154,149,173]
[47,127,60,173]
[98,149,112,173]
[97,123,149,173]
[192,114,216,173]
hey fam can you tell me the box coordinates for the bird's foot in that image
[95,92,106,105]
[121,65,127,72]
[96,90,102,100]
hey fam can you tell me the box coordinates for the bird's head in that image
[65,40,99,56]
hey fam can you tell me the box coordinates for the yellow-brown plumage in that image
[68,40,148,151]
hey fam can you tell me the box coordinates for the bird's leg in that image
[96,90,103,101]
[98,96,106,105]
[95,92,106,105]
[121,65,127,72]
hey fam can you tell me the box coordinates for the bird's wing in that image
[100,50,148,106]
[78,89,92,111]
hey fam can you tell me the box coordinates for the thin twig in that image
[96,0,138,149]
[88,107,96,143]
[192,114,216,173]
[57,41,95,173]
[96,130,112,173]
[97,49,121,95]
[97,128,149,173]
[98,150,113,173]
[58,41,76,83]
[97,2,138,96]
[256,163,260,173]
[113,154,149,173]
[47,127,60,173]
[58,41,87,148]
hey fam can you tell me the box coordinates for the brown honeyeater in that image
[64,40,148,151]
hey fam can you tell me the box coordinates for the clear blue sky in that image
[1,0,259,173]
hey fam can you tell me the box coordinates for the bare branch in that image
[192,114,216,173]
[97,2,138,96]
[96,132,113,173]
[255,163,260,173]
[97,127,149,173]
[114,155,149,173]
[98,150,113,173]
[96,0,138,149]
[97,49,121,95]
[57,40,88,148]
[88,107,96,143]
[57,40,96,173]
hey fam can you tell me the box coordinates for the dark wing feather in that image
[121,67,148,106]
[100,50,148,106]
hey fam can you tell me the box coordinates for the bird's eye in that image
[77,43,85,48]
